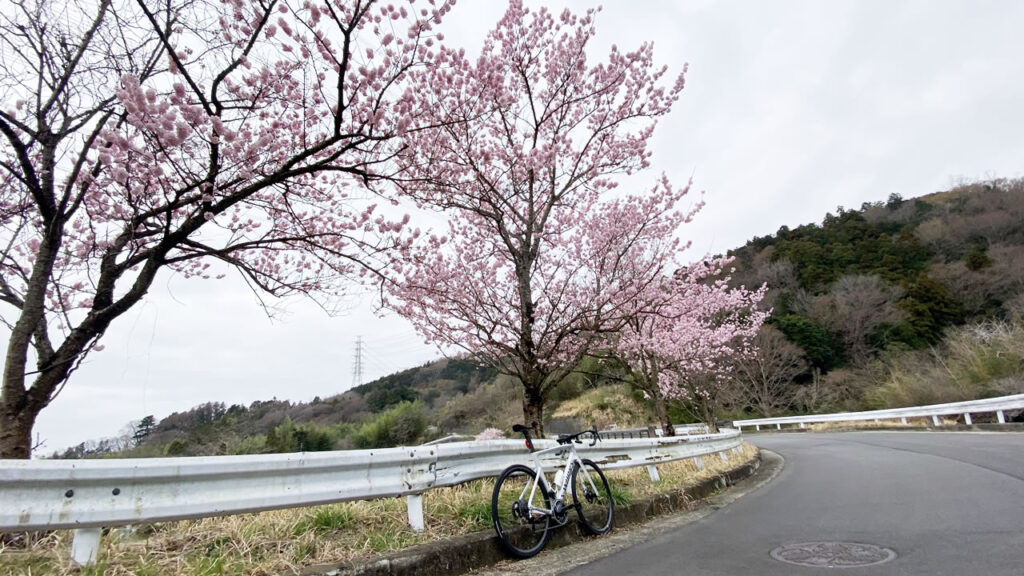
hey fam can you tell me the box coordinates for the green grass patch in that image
[366,529,420,552]
[455,500,492,528]
[293,505,356,536]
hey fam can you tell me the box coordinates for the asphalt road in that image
[561,432,1024,576]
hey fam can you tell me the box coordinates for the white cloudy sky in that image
[23,0,1024,454]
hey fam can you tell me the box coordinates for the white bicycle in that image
[491,424,614,558]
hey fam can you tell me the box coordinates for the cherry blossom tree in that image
[617,259,767,434]
[0,0,453,458]
[388,1,689,436]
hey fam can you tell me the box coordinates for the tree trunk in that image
[653,390,676,437]
[522,384,545,437]
[639,354,675,436]
[700,397,719,433]
[0,401,35,459]
[1,230,61,459]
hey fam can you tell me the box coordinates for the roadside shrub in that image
[352,401,427,449]
[164,439,188,456]
[265,418,337,453]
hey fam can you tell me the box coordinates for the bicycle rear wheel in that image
[571,459,614,535]
[491,464,552,558]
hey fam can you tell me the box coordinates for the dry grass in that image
[551,385,652,429]
[602,442,759,504]
[866,320,1024,408]
[0,443,757,576]
[805,419,934,432]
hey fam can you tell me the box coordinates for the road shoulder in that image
[465,450,784,576]
[301,450,784,576]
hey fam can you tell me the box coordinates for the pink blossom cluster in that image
[474,427,506,441]
[617,258,769,402]
[2,0,453,325]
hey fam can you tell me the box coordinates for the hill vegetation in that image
[55,358,507,458]
[724,177,1024,416]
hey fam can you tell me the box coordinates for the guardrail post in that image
[755,424,760,431]
[71,527,102,566]
[719,451,729,462]
[964,413,973,425]
[646,465,661,483]
[407,494,425,532]
[931,415,941,426]
[997,410,1006,424]
[800,422,806,429]
[694,456,704,470]
[776,423,781,430]
[901,417,908,424]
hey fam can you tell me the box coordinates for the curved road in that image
[564,432,1024,576]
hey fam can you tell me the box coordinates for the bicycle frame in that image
[518,441,600,518]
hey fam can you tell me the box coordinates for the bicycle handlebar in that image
[555,425,600,447]
[511,424,600,451]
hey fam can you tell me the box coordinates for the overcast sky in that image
[25,0,1024,455]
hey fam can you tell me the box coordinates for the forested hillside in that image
[724,178,1024,416]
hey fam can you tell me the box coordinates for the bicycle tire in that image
[571,459,614,535]
[491,464,552,558]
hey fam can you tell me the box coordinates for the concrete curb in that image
[300,453,764,576]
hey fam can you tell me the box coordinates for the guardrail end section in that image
[71,527,102,566]
[407,493,425,532]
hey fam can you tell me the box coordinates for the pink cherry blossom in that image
[615,258,768,434]
[0,0,453,458]
[388,1,688,436]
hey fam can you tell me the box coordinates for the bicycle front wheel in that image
[491,464,552,558]
[571,459,614,535]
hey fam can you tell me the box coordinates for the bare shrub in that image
[810,274,906,366]
[797,367,878,412]
[729,326,807,417]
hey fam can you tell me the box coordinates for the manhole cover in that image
[771,542,897,568]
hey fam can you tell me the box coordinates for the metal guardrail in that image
[733,393,1024,430]
[599,423,713,439]
[0,428,743,565]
